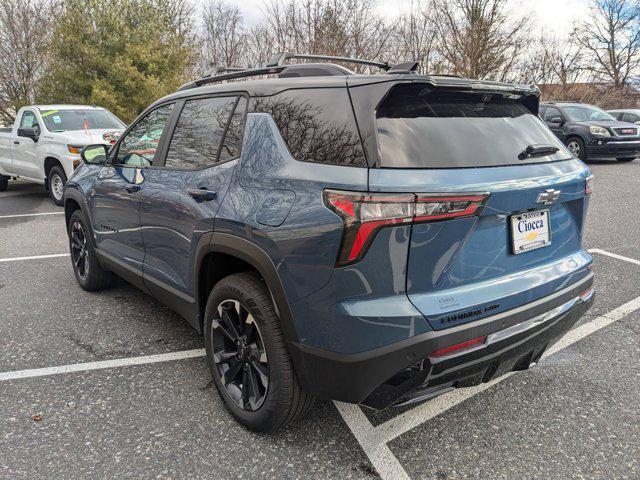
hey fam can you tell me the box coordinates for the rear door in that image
[362,83,592,331]
[139,94,245,319]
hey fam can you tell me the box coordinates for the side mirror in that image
[635,121,640,126]
[550,116,564,126]
[17,127,40,142]
[81,144,108,165]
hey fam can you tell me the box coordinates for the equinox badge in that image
[536,189,561,205]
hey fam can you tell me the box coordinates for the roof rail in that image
[266,52,390,71]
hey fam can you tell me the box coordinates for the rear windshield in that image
[376,85,570,168]
[40,109,125,132]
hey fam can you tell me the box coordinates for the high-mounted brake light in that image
[585,174,594,195]
[323,190,489,266]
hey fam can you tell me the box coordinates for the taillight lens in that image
[585,174,594,195]
[323,190,489,266]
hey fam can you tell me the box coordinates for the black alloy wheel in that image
[211,299,269,412]
[70,220,89,281]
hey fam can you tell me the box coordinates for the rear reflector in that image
[429,336,487,359]
[324,190,489,266]
[579,287,594,301]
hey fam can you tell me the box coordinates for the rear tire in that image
[616,157,636,162]
[565,137,586,161]
[48,165,67,206]
[204,272,313,432]
[68,210,116,291]
[0,175,7,192]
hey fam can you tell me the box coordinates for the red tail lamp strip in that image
[429,336,487,358]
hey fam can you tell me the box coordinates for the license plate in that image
[510,210,550,254]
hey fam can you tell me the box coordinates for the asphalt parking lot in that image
[1,161,639,480]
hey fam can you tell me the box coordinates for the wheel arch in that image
[43,156,63,185]
[197,233,300,345]
[63,189,96,248]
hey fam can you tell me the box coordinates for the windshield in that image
[563,105,615,122]
[376,85,570,168]
[40,109,125,132]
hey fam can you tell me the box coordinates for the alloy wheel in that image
[70,221,89,280]
[211,299,269,411]
[567,140,581,157]
[51,174,64,201]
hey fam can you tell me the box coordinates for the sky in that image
[207,0,592,38]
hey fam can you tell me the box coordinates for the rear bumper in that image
[288,273,594,408]
[587,139,640,159]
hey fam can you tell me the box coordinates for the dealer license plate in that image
[510,210,550,254]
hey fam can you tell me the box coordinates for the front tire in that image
[68,210,116,291]
[616,157,636,162]
[0,175,8,192]
[565,137,586,161]
[48,165,67,206]
[204,272,313,432]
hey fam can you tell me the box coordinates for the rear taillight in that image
[585,174,594,195]
[323,190,489,266]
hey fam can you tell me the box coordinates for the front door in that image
[139,95,246,321]
[542,106,565,140]
[12,109,41,179]
[88,103,175,289]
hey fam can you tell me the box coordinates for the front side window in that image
[543,107,562,122]
[376,84,569,168]
[623,112,639,123]
[563,105,615,122]
[20,111,38,129]
[165,96,237,169]
[251,89,366,167]
[116,104,174,167]
[40,109,125,132]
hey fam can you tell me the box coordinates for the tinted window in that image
[220,97,247,162]
[376,85,569,168]
[251,89,366,167]
[40,109,124,132]
[165,96,237,169]
[623,113,639,123]
[563,105,615,122]
[543,107,562,122]
[20,111,38,129]
[116,104,174,167]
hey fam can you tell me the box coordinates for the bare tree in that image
[393,0,441,74]
[201,0,246,70]
[432,0,531,81]
[575,0,640,87]
[0,0,52,125]
[520,33,585,85]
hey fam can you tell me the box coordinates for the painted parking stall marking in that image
[335,248,640,480]
[0,248,637,479]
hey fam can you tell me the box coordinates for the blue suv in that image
[64,53,595,431]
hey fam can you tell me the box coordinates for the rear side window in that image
[251,89,366,167]
[165,96,237,169]
[376,85,569,168]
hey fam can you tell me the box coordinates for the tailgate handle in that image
[188,188,216,202]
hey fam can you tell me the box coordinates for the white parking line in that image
[0,349,206,382]
[587,248,640,267]
[0,212,64,219]
[0,253,69,263]
[336,248,640,480]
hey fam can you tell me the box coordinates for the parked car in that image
[64,53,595,432]
[0,105,125,204]
[607,108,640,125]
[540,101,640,162]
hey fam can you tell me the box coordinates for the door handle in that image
[13,141,19,145]
[125,185,141,193]
[188,188,216,201]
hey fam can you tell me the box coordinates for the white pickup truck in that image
[0,105,125,205]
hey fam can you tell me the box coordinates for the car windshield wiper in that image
[518,144,560,160]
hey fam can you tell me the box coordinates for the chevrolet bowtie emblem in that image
[536,189,561,205]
